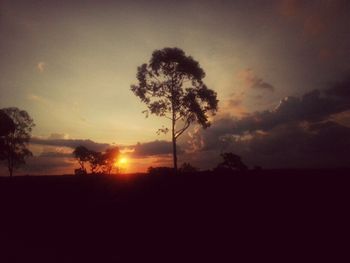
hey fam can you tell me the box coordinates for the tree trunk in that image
[172,134,177,174]
[170,78,178,175]
[8,157,13,177]
[172,112,178,175]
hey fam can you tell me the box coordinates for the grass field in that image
[1,170,349,262]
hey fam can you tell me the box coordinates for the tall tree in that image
[0,108,35,176]
[131,47,218,172]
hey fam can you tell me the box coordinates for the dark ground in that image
[1,169,349,262]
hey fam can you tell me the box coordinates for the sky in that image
[1,0,350,175]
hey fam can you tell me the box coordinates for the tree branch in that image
[175,120,191,139]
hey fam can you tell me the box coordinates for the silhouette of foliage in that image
[87,150,102,174]
[73,146,90,175]
[179,162,198,174]
[216,152,248,173]
[148,166,175,176]
[0,107,34,176]
[0,110,15,136]
[74,168,87,176]
[131,47,218,172]
[73,146,119,175]
[101,147,120,174]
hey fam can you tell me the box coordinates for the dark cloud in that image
[182,121,350,169]
[31,137,110,152]
[228,76,350,134]
[132,140,174,158]
[180,75,350,169]
[31,135,176,159]
[247,121,350,168]
[21,156,75,175]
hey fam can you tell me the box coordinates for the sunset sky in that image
[1,0,350,175]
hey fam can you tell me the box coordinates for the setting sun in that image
[115,157,128,167]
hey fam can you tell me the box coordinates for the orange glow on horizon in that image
[114,156,129,172]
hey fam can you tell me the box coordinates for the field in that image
[1,170,349,262]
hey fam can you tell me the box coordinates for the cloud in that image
[30,134,176,158]
[238,69,274,92]
[21,155,75,175]
[179,74,350,169]
[226,76,350,134]
[47,133,70,140]
[31,135,110,152]
[132,140,175,158]
[37,62,46,73]
[181,120,350,169]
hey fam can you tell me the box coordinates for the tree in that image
[0,107,35,177]
[73,146,120,175]
[179,162,198,174]
[101,147,119,174]
[131,47,218,172]
[0,110,15,136]
[73,145,90,175]
[216,152,248,173]
[87,150,103,174]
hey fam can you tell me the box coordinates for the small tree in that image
[73,146,120,175]
[179,162,198,174]
[73,145,90,175]
[0,108,35,177]
[101,147,119,174]
[87,150,102,174]
[131,47,218,173]
[216,152,248,173]
[0,110,15,136]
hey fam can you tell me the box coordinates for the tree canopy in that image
[216,152,248,173]
[131,47,218,171]
[0,107,35,176]
[73,146,120,175]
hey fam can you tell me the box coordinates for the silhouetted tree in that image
[0,110,15,162]
[73,146,120,175]
[131,47,218,173]
[101,147,119,174]
[87,150,102,174]
[0,110,15,136]
[148,166,174,176]
[216,152,248,173]
[179,162,198,174]
[73,146,90,175]
[0,108,34,176]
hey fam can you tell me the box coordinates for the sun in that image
[119,157,128,165]
[114,157,128,167]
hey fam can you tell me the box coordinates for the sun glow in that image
[119,157,128,165]
[114,157,129,168]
